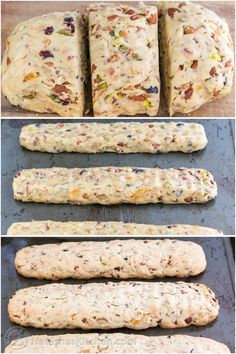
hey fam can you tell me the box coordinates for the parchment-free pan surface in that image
[1,237,235,352]
[1,119,235,235]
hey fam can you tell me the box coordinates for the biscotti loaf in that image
[13,167,217,205]
[89,3,160,116]
[2,12,86,116]
[8,282,219,329]
[19,122,207,153]
[14,239,206,280]
[4,333,230,353]
[159,2,234,115]
[7,220,223,235]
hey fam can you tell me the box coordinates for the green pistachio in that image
[98,82,108,90]
[57,29,74,36]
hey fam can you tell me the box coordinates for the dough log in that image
[14,239,207,280]
[13,167,217,205]
[8,282,219,330]
[4,333,230,353]
[20,122,207,153]
[7,220,223,235]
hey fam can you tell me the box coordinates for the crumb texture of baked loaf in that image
[8,282,219,330]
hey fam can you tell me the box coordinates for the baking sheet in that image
[1,118,235,235]
[1,1,235,117]
[1,237,235,352]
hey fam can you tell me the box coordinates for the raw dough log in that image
[2,12,86,117]
[4,333,230,353]
[8,282,219,329]
[7,221,223,235]
[159,2,234,115]
[14,239,207,280]
[13,167,217,205]
[19,121,207,153]
[89,3,160,116]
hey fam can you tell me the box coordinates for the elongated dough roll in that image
[14,239,206,280]
[8,282,219,329]
[7,220,223,235]
[4,333,230,353]
[89,3,160,116]
[159,2,234,115]
[19,122,207,153]
[2,12,86,117]
[13,167,217,205]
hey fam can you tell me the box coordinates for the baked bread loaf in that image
[4,333,230,353]
[159,1,234,115]
[19,121,207,153]
[2,12,86,116]
[14,239,207,280]
[8,282,219,329]
[89,3,160,116]
[13,167,217,205]
[7,220,223,235]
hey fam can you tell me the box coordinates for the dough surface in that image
[20,121,207,153]
[13,167,217,205]
[2,12,85,116]
[8,282,219,329]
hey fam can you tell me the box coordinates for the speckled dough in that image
[2,12,86,117]
[89,3,160,116]
[13,167,217,205]
[19,122,207,153]
[14,239,207,280]
[4,333,230,353]
[159,2,234,115]
[7,220,223,235]
[8,282,219,330]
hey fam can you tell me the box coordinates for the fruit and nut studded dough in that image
[159,2,234,115]
[13,167,217,205]
[20,122,207,153]
[2,12,85,116]
[8,282,219,329]
[89,3,160,116]
[7,220,223,235]
[14,239,206,280]
[4,333,230,353]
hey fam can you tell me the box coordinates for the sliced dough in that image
[159,1,234,115]
[89,3,160,116]
[14,239,206,280]
[19,121,207,153]
[8,282,219,329]
[13,167,217,205]
[4,333,230,353]
[2,12,85,117]
[7,220,223,235]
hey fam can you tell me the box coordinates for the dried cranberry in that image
[191,60,198,69]
[44,26,54,35]
[145,86,158,94]
[209,67,217,77]
[184,317,192,324]
[62,97,70,105]
[39,50,54,59]
[64,17,74,23]
[167,8,180,18]
[132,168,144,174]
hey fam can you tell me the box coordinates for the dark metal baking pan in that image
[1,119,235,235]
[1,237,235,352]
